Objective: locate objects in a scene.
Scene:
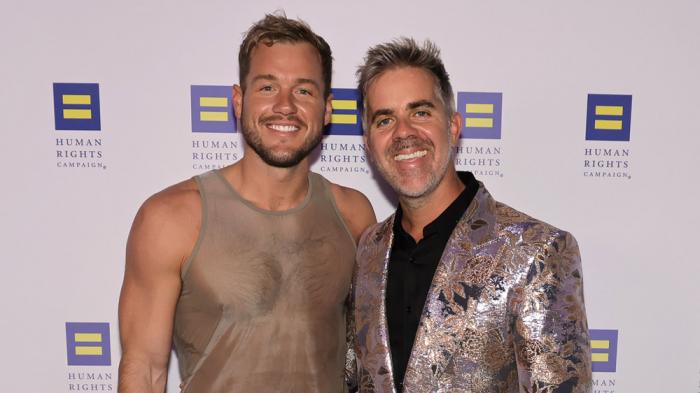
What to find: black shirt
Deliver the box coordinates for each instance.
[386,171,479,391]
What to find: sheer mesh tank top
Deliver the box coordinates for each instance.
[173,170,356,393]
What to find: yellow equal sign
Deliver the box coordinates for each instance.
[74,332,103,356]
[465,117,493,128]
[200,97,228,107]
[595,105,623,116]
[200,111,229,122]
[331,114,357,124]
[332,99,357,110]
[62,94,91,105]
[592,353,609,362]
[331,99,358,124]
[590,339,610,349]
[75,346,103,355]
[594,120,623,130]
[465,103,494,128]
[594,105,624,130]
[466,103,494,114]
[63,109,92,119]
[590,339,610,362]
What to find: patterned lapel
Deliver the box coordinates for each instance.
[402,185,496,390]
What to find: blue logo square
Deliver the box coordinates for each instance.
[325,88,362,136]
[585,94,632,141]
[53,83,101,131]
[590,329,618,373]
[66,322,111,366]
[457,92,502,139]
[191,85,236,133]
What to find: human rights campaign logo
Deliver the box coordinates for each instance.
[191,85,236,133]
[66,322,111,366]
[457,92,502,139]
[53,83,101,131]
[585,94,632,141]
[590,329,618,372]
[325,88,362,136]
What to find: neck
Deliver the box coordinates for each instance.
[221,148,311,211]
[398,170,464,242]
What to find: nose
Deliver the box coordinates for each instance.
[272,89,297,116]
[392,116,418,140]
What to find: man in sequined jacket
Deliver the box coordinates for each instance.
[351,38,592,393]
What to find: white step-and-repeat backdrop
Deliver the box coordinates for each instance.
[2,1,699,392]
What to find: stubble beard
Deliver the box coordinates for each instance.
[375,134,454,201]
[240,112,323,169]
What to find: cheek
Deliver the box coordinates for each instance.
[369,137,391,157]
[241,98,262,115]
[304,101,327,118]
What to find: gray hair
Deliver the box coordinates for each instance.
[356,37,455,130]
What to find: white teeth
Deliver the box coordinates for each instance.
[269,124,299,132]
[394,150,427,161]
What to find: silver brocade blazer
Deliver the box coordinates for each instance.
[352,184,592,393]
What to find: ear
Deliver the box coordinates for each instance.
[323,92,333,126]
[232,84,243,120]
[449,111,462,144]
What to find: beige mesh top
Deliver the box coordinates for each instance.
[173,170,356,393]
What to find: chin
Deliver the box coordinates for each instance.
[393,181,431,199]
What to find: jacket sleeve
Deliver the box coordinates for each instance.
[513,231,592,393]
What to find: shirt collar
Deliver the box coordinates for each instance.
[393,171,479,242]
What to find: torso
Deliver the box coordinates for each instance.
[173,170,356,393]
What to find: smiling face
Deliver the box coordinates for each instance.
[364,66,461,199]
[233,42,332,168]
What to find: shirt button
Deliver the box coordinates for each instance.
[408,257,415,263]
[405,306,412,313]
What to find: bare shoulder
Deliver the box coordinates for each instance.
[327,182,377,244]
[127,178,202,271]
[136,179,200,230]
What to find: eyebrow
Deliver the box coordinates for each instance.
[369,109,394,125]
[250,74,321,90]
[407,99,436,110]
[250,74,276,84]
[369,99,436,124]
[295,78,322,90]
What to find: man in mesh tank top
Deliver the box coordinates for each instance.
[118,13,376,393]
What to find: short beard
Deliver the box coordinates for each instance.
[374,132,455,200]
[240,116,322,168]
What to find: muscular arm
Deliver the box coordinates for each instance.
[513,231,592,393]
[118,185,200,393]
